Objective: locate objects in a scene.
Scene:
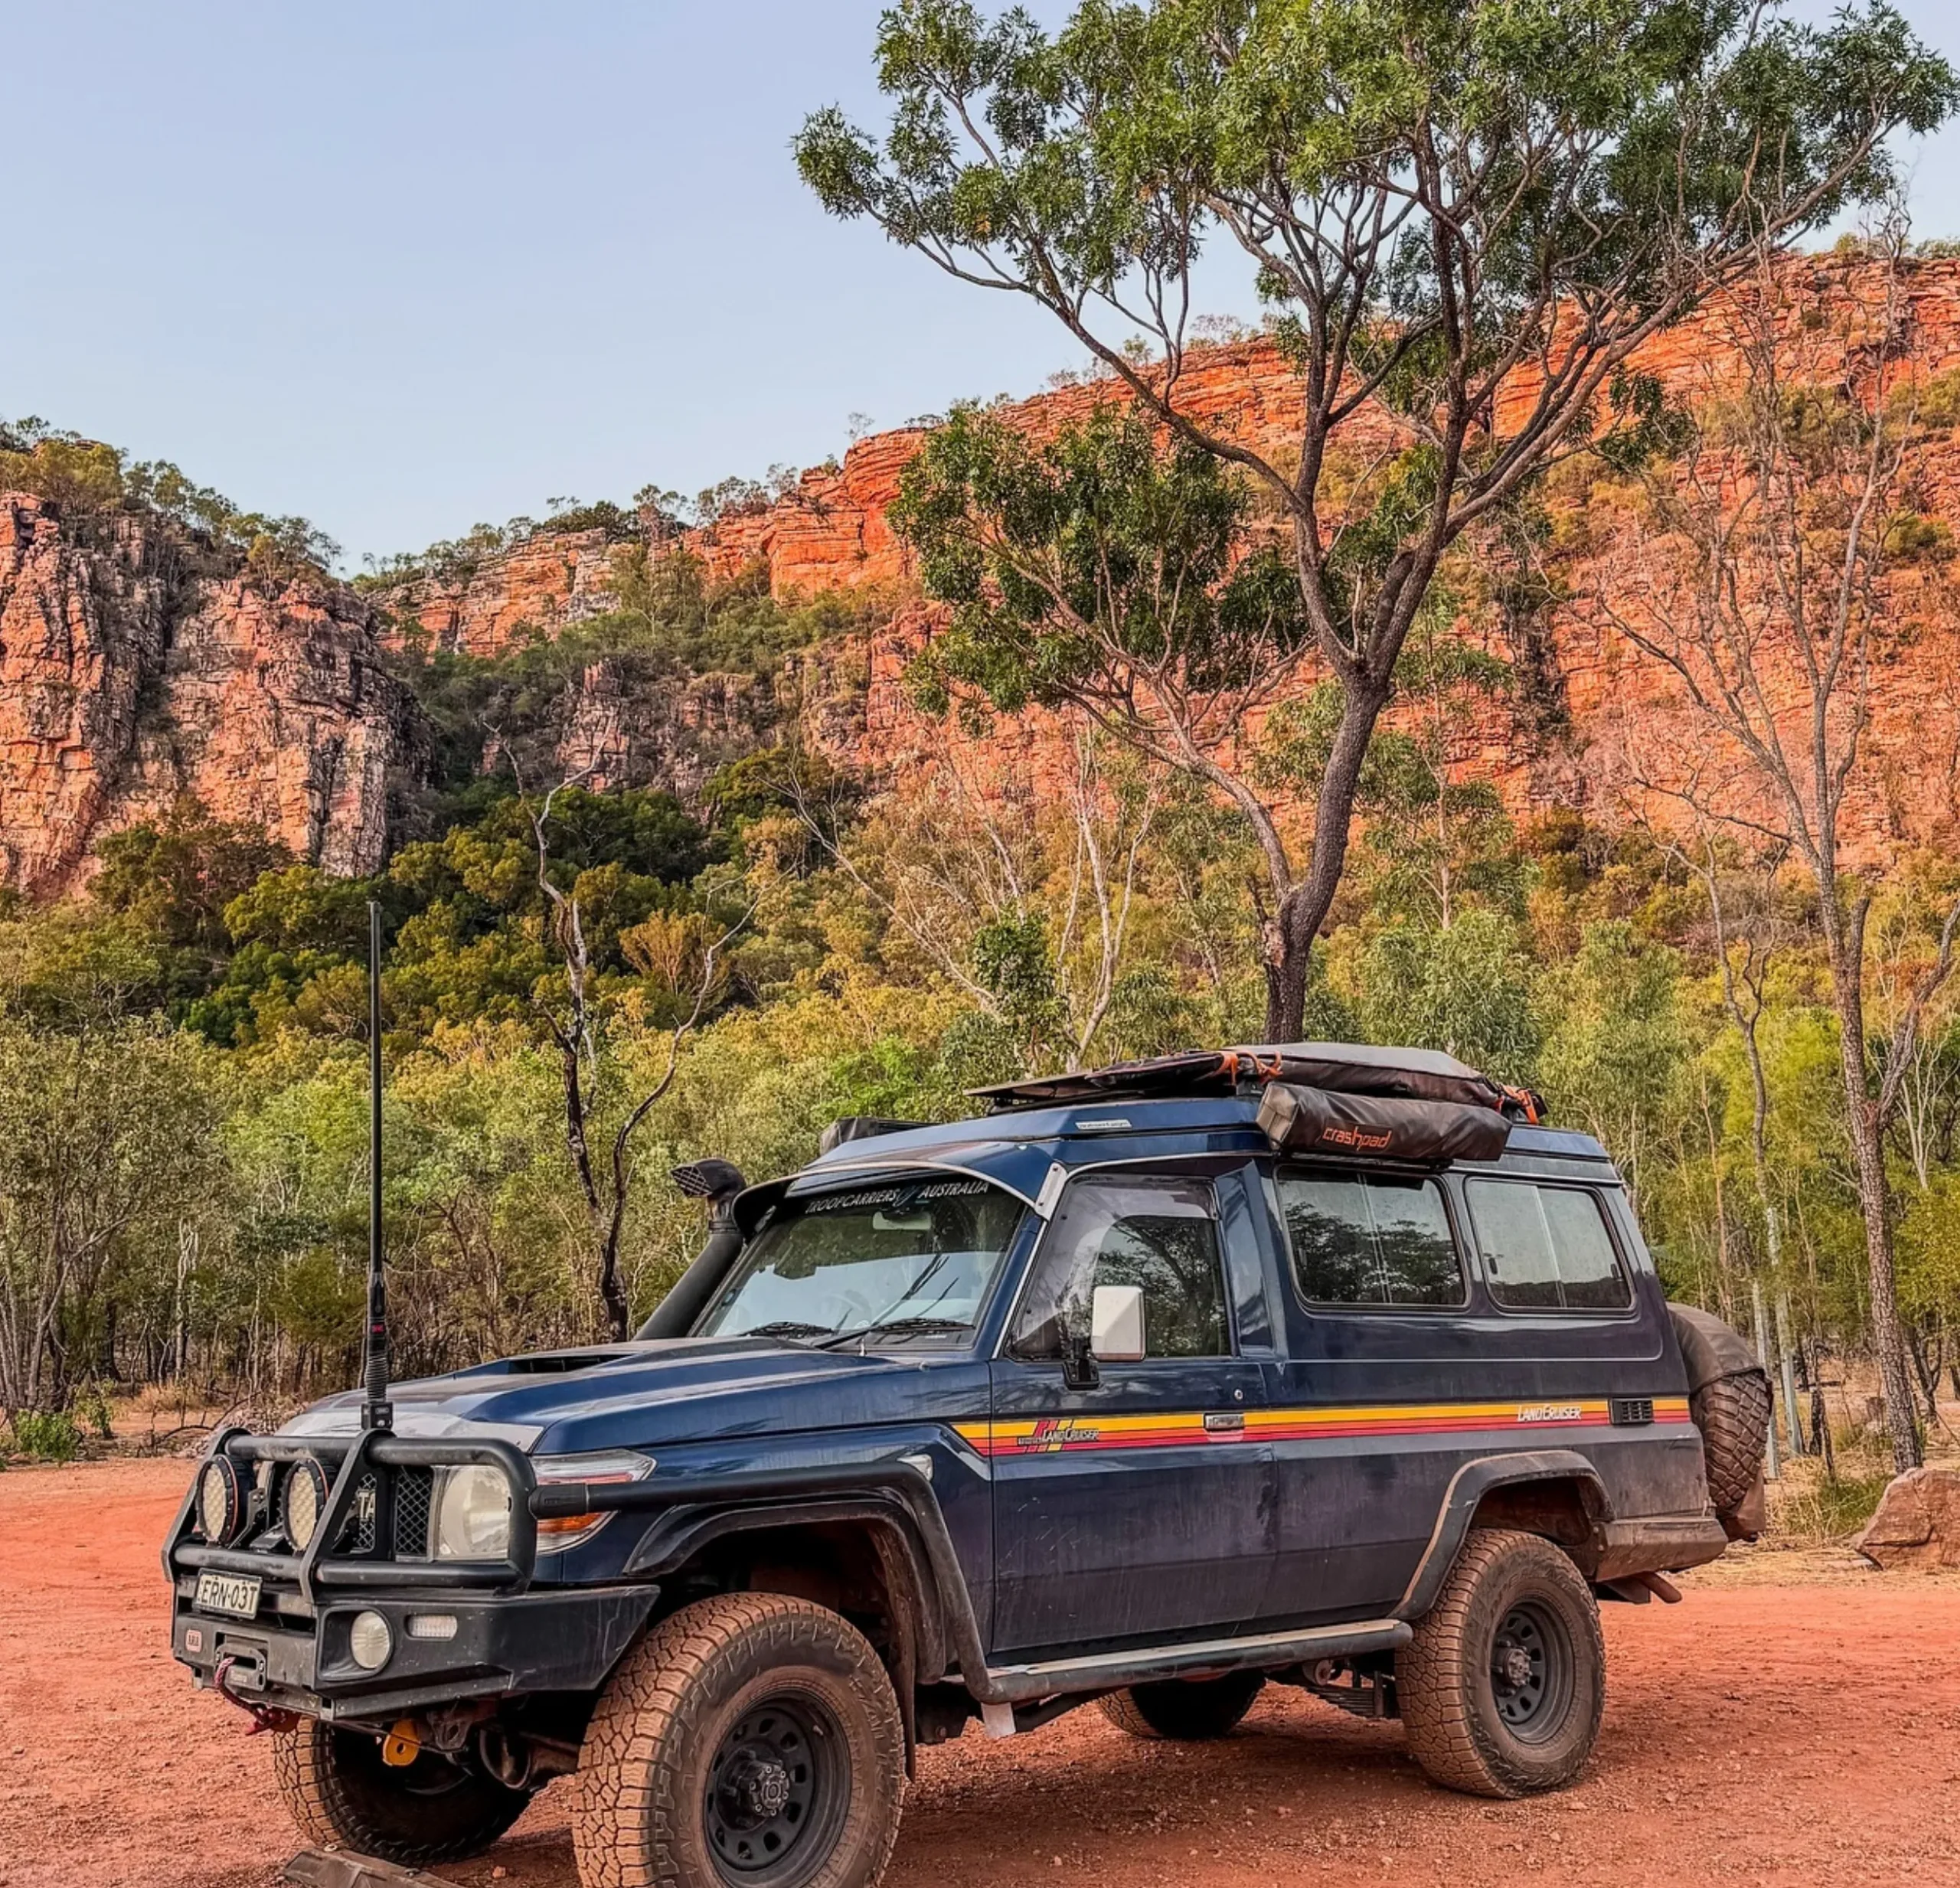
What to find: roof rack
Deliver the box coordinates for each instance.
[969,1042,1545,1122]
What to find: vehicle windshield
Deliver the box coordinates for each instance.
[694,1176,1025,1347]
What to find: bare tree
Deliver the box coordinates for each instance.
[524,767,747,1341]
[1600,228,1960,1471]
[789,731,1157,1071]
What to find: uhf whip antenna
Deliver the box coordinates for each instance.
[361,900,393,1433]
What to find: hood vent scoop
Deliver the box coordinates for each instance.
[496,1351,624,1375]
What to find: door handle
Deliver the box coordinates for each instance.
[1204,1411,1246,1435]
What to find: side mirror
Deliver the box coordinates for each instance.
[1090,1284,1146,1363]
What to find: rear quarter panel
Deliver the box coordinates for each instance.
[1259,1151,1707,1622]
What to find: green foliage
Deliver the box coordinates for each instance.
[1334,911,1543,1084]
[9,1410,82,1462]
[355,496,648,593]
[1775,1469,1893,1543]
[385,563,879,836]
[0,416,339,576]
[92,797,292,955]
[1538,922,1694,1195]
[799,0,1954,638]
[185,786,717,1048]
[893,402,1305,719]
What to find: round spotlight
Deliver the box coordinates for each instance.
[348,1610,393,1672]
[197,1457,244,1544]
[283,1456,331,1551]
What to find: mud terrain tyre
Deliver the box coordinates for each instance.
[1669,1302,1772,1530]
[1694,1372,1773,1514]
[272,1719,528,1866]
[573,1592,905,1888]
[1098,1671,1264,1740]
[1396,1527,1605,1798]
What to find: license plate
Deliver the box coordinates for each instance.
[194,1570,262,1619]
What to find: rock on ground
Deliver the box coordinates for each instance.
[1855,1465,1960,1570]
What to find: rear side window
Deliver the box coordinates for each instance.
[1276,1170,1465,1308]
[1466,1181,1632,1311]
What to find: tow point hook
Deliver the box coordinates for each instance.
[211,1654,299,1735]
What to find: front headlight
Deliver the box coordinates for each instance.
[433,1464,512,1561]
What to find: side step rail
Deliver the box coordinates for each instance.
[976,1617,1411,1706]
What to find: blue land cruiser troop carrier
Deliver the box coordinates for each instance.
[164,1044,1769,1888]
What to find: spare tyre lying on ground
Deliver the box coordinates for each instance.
[1668,1302,1772,1538]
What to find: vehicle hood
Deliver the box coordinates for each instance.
[279,1334,972,1455]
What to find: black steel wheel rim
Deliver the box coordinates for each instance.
[1489,1599,1573,1743]
[704,1694,844,1885]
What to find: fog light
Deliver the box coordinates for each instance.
[197,1458,243,1544]
[406,1613,458,1641]
[283,1456,330,1551]
[348,1610,393,1671]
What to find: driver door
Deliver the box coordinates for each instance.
[985,1171,1274,1655]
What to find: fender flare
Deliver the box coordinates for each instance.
[1393,1450,1615,1621]
[609,1466,988,1693]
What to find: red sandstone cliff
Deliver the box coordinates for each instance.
[0,495,409,893]
[363,253,1960,869]
[11,253,1960,892]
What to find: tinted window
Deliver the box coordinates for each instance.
[1012,1176,1229,1360]
[1277,1171,1464,1307]
[1467,1181,1632,1311]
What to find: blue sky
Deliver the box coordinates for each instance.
[5,2,1958,569]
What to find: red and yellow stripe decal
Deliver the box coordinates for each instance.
[953,1396,1690,1458]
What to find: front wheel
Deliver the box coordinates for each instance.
[573,1592,906,1888]
[272,1720,528,1866]
[1099,1671,1264,1740]
[1395,1527,1605,1798]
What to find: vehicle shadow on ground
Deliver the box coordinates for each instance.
[438,1700,1443,1887]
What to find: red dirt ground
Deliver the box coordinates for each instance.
[3,1458,1957,1888]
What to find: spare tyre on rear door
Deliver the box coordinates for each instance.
[1668,1302,1772,1538]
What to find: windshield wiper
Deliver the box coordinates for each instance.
[812,1316,972,1352]
[739,1321,832,1344]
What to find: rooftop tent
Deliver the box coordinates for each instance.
[1254,1080,1511,1165]
[969,1041,1531,1116]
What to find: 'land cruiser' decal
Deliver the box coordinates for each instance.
[954,1397,1690,1458]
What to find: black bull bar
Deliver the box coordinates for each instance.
[162,1426,543,1601]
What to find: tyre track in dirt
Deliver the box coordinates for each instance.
[4,1460,1955,1888]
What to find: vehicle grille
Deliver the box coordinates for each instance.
[348,1473,379,1553]
[393,1466,433,1558]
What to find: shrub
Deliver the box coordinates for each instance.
[10,1410,83,1463]
[1772,1468,1892,1547]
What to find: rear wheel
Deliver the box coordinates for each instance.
[272,1720,528,1866]
[1098,1671,1264,1740]
[573,1592,905,1888]
[1396,1527,1604,1798]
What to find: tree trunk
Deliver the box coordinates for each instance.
[1838,1035,1922,1473]
[1262,683,1392,1041]
[596,1227,630,1342]
[1816,893,1922,1474]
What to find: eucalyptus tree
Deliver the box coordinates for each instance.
[797,0,1954,1035]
